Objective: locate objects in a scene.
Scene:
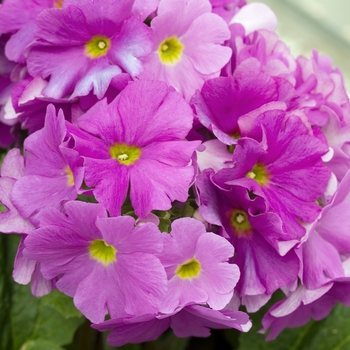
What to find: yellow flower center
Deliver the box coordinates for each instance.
[246,162,270,187]
[89,239,117,266]
[85,35,111,59]
[228,209,252,238]
[109,143,142,166]
[176,258,201,279]
[54,0,64,8]
[65,166,74,187]
[158,36,184,65]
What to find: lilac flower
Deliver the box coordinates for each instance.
[11,104,83,222]
[27,0,152,99]
[196,169,299,306]
[159,217,239,313]
[139,0,232,100]
[93,304,251,346]
[68,80,200,218]
[23,201,168,323]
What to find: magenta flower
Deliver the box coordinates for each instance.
[192,72,294,145]
[68,80,200,218]
[214,111,331,238]
[159,217,239,313]
[23,201,168,323]
[139,0,232,100]
[27,0,152,99]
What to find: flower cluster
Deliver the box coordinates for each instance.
[1,0,350,345]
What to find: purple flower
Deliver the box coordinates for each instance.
[68,80,200,218]
[23,201,168,323]
[159,217,239,313]
[139,0,232,100]
[27,0,152,99]
[196,169,299,305]
[213,111,331,238]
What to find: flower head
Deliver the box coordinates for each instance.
[23,201,168,323]
[139,0,232,100]
[27,0,152,99]
[69,80,200,217]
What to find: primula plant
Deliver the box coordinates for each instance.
[1,0,350,349]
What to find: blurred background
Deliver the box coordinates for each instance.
[248,0,350,92]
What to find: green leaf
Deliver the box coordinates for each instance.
[42,290,82,318]
[117,344,143,350]
[0,234,21,350]
[20,339,64,350]
[11,283,84,350]
[239,303,350,350]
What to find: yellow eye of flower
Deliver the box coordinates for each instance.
[65,166,74,187]
[54,0,64,8]
[109,143,142,166]
[85,35,111,59]
[176,258,201,279]
[158,36,184,65]
[89,239,117,266]
[246,162,270,187]
[228,209,252,238]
